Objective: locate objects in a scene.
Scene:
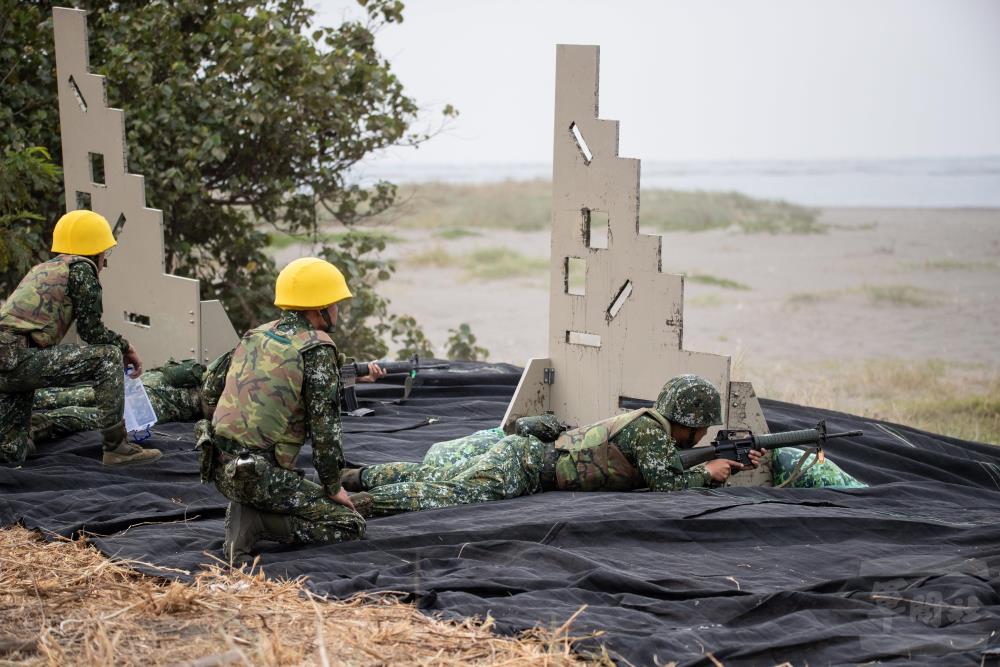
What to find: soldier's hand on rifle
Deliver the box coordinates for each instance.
[329,486,357,512]
[124,344,143,378]
[747,448,768,468]
[704,459,744,483]
[357,362,387,383]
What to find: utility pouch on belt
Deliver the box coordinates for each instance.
[225,452,266,482]
[193,419,215,483]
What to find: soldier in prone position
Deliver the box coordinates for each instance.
[0,210,160,466]
[196,257,381,562]
[340,374,766,515]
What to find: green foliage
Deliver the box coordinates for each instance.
[0,147,62,294]
[2,0,449,349]
[390,315,434,360]
[445,323,489,362]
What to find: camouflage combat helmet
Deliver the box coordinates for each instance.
[654,374,722,428]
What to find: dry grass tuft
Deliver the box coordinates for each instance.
[0,526,608,666]
[405,244,458,268]
[861,284,941,307]
[685,273,750,291]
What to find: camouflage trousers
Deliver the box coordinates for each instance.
[0,338,124,465]
[210,453,365,545]
[30,369,202,443]
[361,428,545,515]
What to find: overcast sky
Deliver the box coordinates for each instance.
[312,0,1000,163]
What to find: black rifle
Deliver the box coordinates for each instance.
[676,420,863,470]
[340,355,450,416]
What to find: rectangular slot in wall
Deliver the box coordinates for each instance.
[618,395,649,410]
[566,331,601,348]
[606,280,633,321]
[569,122,593,164]
[68,75,88,112]
[565,257,585,295]
[89,152,106,185]
[124,311,151,328]
[75,191,92,210]
[112,213,126,237]
[582,208,609,249]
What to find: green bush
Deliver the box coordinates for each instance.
[1,0,448,355]
[0,147,62,294]
[445,323,489,361]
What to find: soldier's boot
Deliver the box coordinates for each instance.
[223,502,295,563]
[341,467,366,492]
[100,420,162,466]
[349,491,374,519]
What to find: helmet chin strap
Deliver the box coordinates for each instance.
[681,429,700,449]
[319,308,336,334]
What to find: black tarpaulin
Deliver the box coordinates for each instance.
[2,362,999,666]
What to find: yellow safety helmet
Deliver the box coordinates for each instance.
[274,257,352,310]
[51,209,117,255]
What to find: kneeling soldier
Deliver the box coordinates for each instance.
[341,374,764,515]
[0,210,159,466]
[202,257,368,562]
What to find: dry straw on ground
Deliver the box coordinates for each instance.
[0,526,611,666]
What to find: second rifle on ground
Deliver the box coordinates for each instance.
[339,355,450,416]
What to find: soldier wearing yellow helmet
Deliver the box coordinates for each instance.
[0,210,160,466]
[200,257,378,562]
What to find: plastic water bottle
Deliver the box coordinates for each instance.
[123,368,157,440]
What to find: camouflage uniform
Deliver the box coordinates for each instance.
[0,256,128,465]
[361,411,714,516]
[203,311,364,545]
[362,430,546,515]
[773,447,866,488]
[30,359,205,442]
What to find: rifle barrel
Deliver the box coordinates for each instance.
[754,428,863,449]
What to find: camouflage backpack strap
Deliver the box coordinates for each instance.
[607,408,671,439]
[290,327,337,354]
[553,409,651,492]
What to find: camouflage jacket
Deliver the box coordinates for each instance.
[211,311,344,495]
[0,256,128,352]
[613,414,712,491]
[552,409,712,491]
